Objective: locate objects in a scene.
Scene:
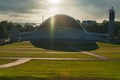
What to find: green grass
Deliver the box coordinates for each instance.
[95,53,120,59]
[0,41,120,79]
[0,59,16,65]
[0,60,120,80]
[0,53,93,58]
[0,41,51,52]
[91,42,120,59]
[0,41,93,58]
[91,42,120,53]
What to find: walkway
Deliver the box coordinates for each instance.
[0,56,109,69]
[0,50,109,69]
[0,58,30,69]
[0,40,114,69]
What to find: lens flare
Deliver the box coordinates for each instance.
[50,17,55,47]
[50,17,55,39]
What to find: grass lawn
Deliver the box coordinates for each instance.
[95,53,120,59]
[0,41,120,80]
[0,60,120,80]
[0,41,93,58]
[91,42,120,53]
[91,42,120,59]
[0,59,17,65]
[0,53,93,58]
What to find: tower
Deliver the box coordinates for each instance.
[109,7,115,40]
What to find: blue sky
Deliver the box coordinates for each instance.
[0,0,120,23]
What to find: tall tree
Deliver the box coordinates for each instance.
[0,21,8,39]
[24,24,34,32]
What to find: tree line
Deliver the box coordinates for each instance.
[0,20,120,40]
[0,21,36,39]
[82,20,120,39]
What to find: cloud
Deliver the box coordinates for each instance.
[0,0,120,22]
[71,0,120,21]
[0,0,46,14]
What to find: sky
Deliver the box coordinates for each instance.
[0,0,120,23]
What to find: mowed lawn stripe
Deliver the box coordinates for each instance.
[94,53,120,59]
[90,42,120,59]
[0,59,17,65]
[0,53,93,58]
[0,60,120,79]
[0,41,94,58]
[91,42,120,53]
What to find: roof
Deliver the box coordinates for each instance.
[38,14,84,30]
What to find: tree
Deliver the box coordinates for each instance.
[114,21,120,37]
[23,24,34,32]
[0,21,8,39]
[6,22,14,31]
[83,22,99,33]
[14,24,23,32]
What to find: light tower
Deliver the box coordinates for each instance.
[109,7,115,40]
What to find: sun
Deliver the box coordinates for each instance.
[49,0,60,5]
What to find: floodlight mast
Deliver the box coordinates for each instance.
[108,6,115,40]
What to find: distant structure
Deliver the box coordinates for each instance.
[109,7,115,40]
[82,20,96,25]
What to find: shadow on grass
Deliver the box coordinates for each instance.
[0,40,25,46]
[0,76,118,80]
[30,39,98,52]
[0,41,15,46]
[111,40,120,45]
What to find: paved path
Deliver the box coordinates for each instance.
[0,40,119,69]
[0,57,105,61]
[0,40,111,69]
[0,58,31,69]
[0,42,109,69]
[64,40,108,60]
[0,57,109,69]
[1,56,119,69]
[81,51,108,60]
